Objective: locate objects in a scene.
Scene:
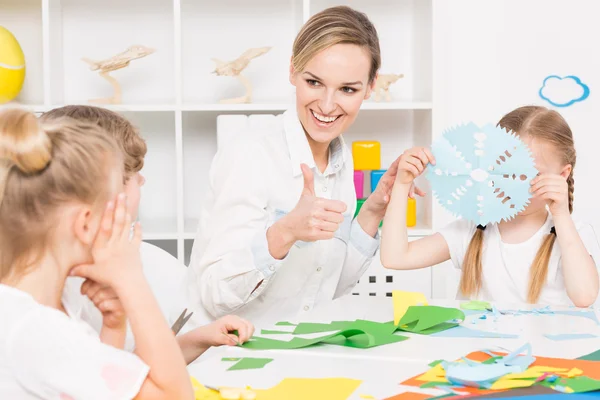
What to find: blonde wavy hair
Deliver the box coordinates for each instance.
[0,107,122,282]
[292,5,381,83]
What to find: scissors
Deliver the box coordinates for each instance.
[171,308,194,335]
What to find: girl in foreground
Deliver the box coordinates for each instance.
[0,108,193,399]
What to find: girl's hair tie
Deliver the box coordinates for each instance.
[550,226,556,235]
[477,224,487,231]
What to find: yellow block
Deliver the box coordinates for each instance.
[0,26,26,104]
[352,141,381,170]
[407,197,417,227]
[393,290,428,325]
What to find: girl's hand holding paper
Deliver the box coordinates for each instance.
[395,147,437,185]
[530,173,569,217]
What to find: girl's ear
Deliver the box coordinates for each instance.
[560,164,573,179]
[73,207,96,246]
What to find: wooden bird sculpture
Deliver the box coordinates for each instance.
[82,45,155,104]
[373,73,404,102]
[211,46,271,104]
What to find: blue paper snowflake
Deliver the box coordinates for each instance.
[427,123,538,225]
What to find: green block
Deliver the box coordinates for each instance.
[354,198,383,227]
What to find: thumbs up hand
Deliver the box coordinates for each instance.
[266,164,349,260]
[285,163,348,242]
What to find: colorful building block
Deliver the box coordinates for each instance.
[354,198,383,227]
[352,141,381,170]
[406,197,417,227]
[355,198,366,218]
[370,170,386,193]
[353,171,364,199]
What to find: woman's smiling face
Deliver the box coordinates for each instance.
[290,43,375,145]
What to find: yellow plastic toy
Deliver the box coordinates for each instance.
[352,141,381,170]
[0,27,26,104]
[406,197,417,227]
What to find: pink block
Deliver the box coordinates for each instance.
[354,170,364,199]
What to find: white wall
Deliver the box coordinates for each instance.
[433,0,599,229]
[430,0,600,298]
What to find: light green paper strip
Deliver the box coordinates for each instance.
[275,321,297,326]
[226,357,274,371]
[460,300,492,311]
[261,329,293,335]
[396,305,465,334]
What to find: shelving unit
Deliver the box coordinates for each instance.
[2,0,456,298]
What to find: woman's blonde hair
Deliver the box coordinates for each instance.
[459,106,576,303]
[0,108,122,282]
[292,5,381,83]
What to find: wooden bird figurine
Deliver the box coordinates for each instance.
[82,45,155,104]
[373,73,404,102]
[211,46,271,104]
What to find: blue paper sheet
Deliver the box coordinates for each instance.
[431,325,518,339]
[427,123,538,225]
[441,343,535,389]
[544,333,599,341]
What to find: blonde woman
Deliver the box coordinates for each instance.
[189,6,405,322]
[381,106,600,307]
[0,108,193,399]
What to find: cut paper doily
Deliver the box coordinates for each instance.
[427,123,538,225]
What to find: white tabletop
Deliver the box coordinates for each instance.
[188,295,600,399]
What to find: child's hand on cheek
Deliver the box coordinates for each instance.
[70,193,144,289]
[530,173,570,216]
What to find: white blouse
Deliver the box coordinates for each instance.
[0,284,149,399]
[187,107,379,324]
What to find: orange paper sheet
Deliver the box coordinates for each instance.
[400,350,600,398]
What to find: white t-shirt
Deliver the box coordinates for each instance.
[439,214,600,306]
[63,242,213,351]
[0,284,149,399]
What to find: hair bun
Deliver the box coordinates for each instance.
[0,107,52,174]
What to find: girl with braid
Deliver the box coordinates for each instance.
[381,106,600,307]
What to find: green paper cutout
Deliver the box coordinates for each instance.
[225,357,274,371]
[397,306,465,334]
[553,376,600,393]
[292,321,353,334]
[275,321,297,326]
[481,356,503,365]
[429,360,443,367]
[261,329,292,335]
[577,348,600,361]
[221,357,241,361]
[460,300,491,311]
[243,320,408,350]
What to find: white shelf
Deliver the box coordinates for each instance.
[10,101,433,114]
[140,218,178,241]
[6,0,445,296]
